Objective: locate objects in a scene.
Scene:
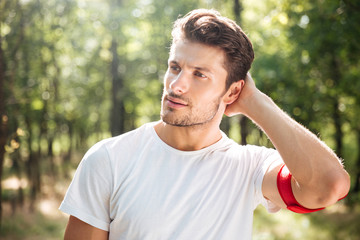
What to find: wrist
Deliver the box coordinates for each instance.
[241,89,271,120]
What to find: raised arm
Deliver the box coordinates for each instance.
[64,216,109,240]
[225,73,350,210]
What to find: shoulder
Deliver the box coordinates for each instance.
[222,139,278,159]
[86,122,154,156]
[219,140,282,171]
[79,122,156,171]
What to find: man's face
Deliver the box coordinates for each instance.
[160,39,228,127]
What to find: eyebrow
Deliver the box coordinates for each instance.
[194,66,213,74]
[169,60,214,75]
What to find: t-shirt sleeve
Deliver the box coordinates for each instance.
[252,146,283,213]
[59,141,113,231]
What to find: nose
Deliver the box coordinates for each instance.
[169,70,189,95]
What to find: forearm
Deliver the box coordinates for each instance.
[244,90,350,207]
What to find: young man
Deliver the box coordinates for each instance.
[60,9,350,240]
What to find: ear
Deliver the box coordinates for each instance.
[223,80,245,105]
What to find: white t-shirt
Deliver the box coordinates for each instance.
[59,122,282,240]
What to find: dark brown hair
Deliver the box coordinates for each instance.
[171,9,254,90]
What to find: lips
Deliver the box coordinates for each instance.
[166,95,188,108]
[167,96,188,105]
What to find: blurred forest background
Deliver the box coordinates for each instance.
[0,0,360,239]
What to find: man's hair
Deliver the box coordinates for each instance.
[171,9,254,90]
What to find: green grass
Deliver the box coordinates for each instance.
[253,204,360,240]
[0,200,68,240]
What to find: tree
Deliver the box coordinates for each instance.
[0,4,8,226]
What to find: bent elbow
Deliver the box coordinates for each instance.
[334,170,351,200]
[316,169,350,207]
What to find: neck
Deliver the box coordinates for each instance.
[154,120,223,151]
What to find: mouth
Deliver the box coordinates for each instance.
[166,95,188,108]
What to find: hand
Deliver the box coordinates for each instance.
[224,72,259,117]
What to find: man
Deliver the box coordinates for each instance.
[60,9,350,240]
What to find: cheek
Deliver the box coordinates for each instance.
[201,86,226,104]
[192,86,215,103]
[194,81,218,95]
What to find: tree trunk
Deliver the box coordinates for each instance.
[47,136,56,176]
[220,117,231,136]
[39,98,56,177]
[110,39,126,136]
[12,148,24,211]
[329,56,343,158]
[233,0,243,23]
[24,110,41,212]
[8,116,24,213]
[333,100,343,157]
[0,20,8,228]
[62,120,73,179]
[65,120,73,163]
[233,0,248,145]
[240,116,248,145]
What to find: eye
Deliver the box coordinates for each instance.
[169,64,181,73]
[194,71,207,78]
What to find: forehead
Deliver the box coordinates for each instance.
[169,40,227,75]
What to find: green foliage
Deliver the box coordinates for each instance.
[1,0,360,236]
[243,0,360,198]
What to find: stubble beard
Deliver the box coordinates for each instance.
[160,92,222,128]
